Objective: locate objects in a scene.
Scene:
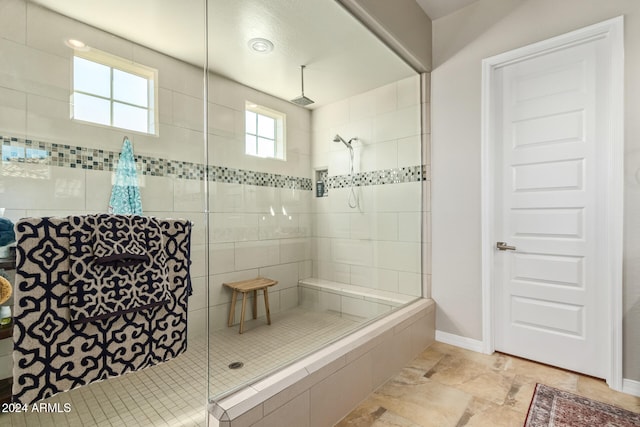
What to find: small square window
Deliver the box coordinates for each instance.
[245,102,286,160]
[72,47,158,136]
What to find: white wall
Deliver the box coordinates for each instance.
[431,0,640,382]
[310,75,426,298]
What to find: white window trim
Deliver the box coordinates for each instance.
[71,47,159,136]
[245,102,286,160]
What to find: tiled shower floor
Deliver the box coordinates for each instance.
[0,307,364,427]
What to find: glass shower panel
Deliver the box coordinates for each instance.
[0,0,209,425]
[206,0,421,406]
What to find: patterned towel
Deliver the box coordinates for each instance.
[12,216,192,405]
[68,214,170,323]
[90,214,153,267]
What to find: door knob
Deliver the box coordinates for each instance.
[496,241,516,251]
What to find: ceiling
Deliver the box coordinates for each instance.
[415,0,478,19]
[32,0,415,109]
[31,0,476,108]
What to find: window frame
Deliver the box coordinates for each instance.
[71,47,159,136]
[245,102,286,160]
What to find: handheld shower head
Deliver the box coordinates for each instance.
[333,134,357,149]
[333,134,360,209]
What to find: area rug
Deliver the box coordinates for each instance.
[525,383,640,426]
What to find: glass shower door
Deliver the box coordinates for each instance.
[0,0,209,425]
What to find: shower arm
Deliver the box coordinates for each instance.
[333,134,356,150]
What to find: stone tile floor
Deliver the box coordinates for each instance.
[337,341,640,427]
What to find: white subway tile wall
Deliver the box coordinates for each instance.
[310,77,426,296]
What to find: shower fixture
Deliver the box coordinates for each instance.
[333,134,357,150]
[332,134,359,209]
[290,65,314,106]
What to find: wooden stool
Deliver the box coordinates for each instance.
[223,277,278,334]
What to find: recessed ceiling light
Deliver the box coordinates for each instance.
[248,38,274,54]
[65,38,87,49]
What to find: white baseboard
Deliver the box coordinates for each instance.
[435,330,484,353]
[622,378,640,397]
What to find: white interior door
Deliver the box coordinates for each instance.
[492,33,612,378]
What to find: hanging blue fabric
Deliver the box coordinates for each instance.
[108,137,143,215]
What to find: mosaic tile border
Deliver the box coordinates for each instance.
[328,165,427,188]
[1,135,426,191]
[1,136,311,190]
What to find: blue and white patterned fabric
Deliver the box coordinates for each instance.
[68,214,170,324]
[108,138,143,215]
[12,216,192,405]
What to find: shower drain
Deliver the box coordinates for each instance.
[228,361,244,370]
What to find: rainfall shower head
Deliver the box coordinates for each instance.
[333,134,357,149]
[290,65,314,106]
[291,95,314,106]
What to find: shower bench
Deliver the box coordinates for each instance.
[223,277,278,334]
